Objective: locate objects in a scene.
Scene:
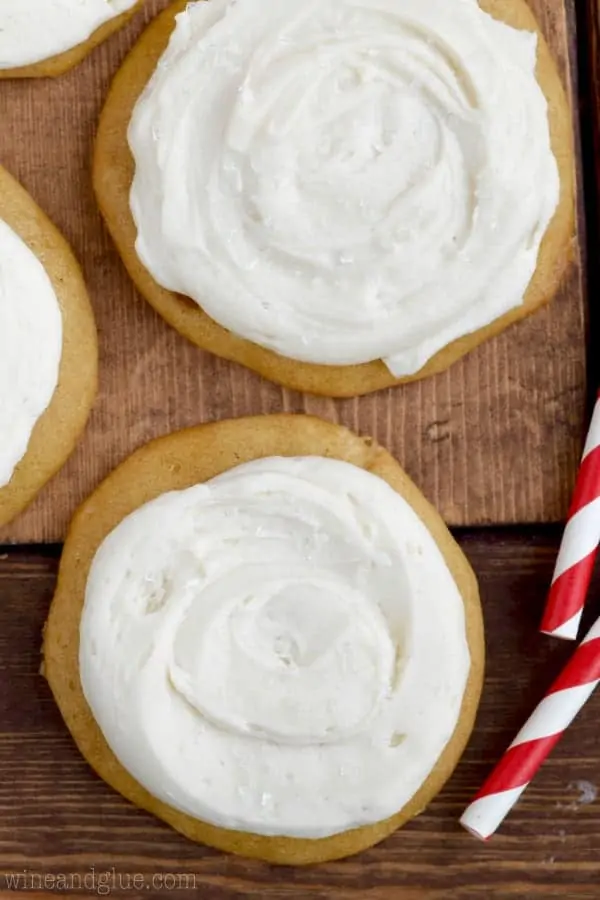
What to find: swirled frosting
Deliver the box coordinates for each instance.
[0,218,62,488]
[80,456,470,838]
[128,0,559,376]
[0,0,137,68]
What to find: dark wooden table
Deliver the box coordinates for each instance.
[1,1,599,897]
[1,534,600,899]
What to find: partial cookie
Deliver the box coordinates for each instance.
[0,165,97,529]
[0,1,144,79]
[94,0,574,397]
[44,414,484,864]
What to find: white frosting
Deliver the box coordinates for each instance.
[129,0,559,377]
[0,0,137,68]
[0,218,63,488]
[80,456,471,838]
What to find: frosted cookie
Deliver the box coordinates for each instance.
[0,0,143,79]
[44,415,484,863]
[94,0,574,397]
[0,166,97,529]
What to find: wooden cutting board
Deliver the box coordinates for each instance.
[0,0,587,543]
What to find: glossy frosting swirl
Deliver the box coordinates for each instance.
[129,0,559,376]
[80,456,470,838]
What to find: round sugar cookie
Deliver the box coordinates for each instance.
[44,414,484,864]
[94,0,574,398]
[0,1,144,79]
[0,165,97,529]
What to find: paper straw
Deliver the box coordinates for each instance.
[540,391,600,640]
[460,617,600,840]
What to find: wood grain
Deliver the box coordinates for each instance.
[0,533,599,898]
[0,0,587,543]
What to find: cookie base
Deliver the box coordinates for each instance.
[94,0,575,397]
[44,414,484,864]
[0,166,98,528]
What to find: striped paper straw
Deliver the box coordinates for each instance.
[460,616,600,840]
[540,391,600,640]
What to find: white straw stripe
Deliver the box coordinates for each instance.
[582,618,600,644]
[552,496,600,580]
[542,609,583,640]
[582,400,600,460]
[510,682,599,747]
[460,787,526,840]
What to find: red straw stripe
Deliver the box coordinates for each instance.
[567,446,600,517]
[540,548,598,634]
[472,736,560,799]
[547,636,600,695]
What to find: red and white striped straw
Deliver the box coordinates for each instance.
[540,391,600,640]
[460,616,600,840]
